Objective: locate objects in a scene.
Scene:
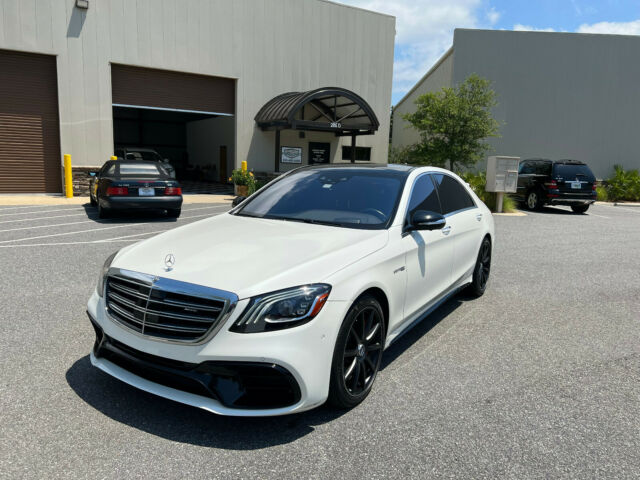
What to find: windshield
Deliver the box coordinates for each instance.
[553,163,595,180]
[235,168,406,229]
[118,163,165,176]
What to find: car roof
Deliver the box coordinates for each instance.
[554,159,586,165]
[299,163,416,176]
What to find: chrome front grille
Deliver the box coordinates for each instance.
[105,269,237,343]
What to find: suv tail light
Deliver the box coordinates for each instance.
[106,186,128,196]
[164,187,182,196]
[544,180,558,190]
[592,183,597,191]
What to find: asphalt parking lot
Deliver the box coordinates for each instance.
[1,202,639,479]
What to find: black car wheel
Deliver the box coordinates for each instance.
[328,294,385,409]
[571,204,589,214]
[526,190,542,210]
[468,237,492,297]
[167,208,181,218]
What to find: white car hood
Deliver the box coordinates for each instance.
[113,213,388,299]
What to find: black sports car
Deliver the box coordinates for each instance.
[89,160,183,218]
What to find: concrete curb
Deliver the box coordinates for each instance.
[0,194,233,206]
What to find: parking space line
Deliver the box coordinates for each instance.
[596,204,640,214]
[0,206,86,217]
[0,212,221,245]
[0,212,88,224]
[0,220,93,233]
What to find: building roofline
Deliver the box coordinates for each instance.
[455,27,640,41]
[393,47,453,110]
[316,0,396,20]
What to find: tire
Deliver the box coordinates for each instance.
[90,194,97,207]
[571,204,589,214]
[328,294,386,409]
[468,237,492,297]
[98,204,110,219]
[526,190,542,211]
[167,208,181,218]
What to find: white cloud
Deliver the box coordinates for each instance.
[487,7,501,26]
[339,0,488,100]
[513,24,556,32]
[577,19,640,35]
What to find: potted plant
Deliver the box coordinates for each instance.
[230,168,256,197]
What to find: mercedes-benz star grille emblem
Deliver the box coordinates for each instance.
[164,253,176,271]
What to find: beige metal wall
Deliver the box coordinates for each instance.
[0,0,395,176]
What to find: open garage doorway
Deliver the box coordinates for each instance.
[111,64,235,194]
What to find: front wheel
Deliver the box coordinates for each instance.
[468,237,492,297]
[571,204,589,214]
[328,294,386,409]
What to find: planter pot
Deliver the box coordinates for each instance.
[235,185,249,196]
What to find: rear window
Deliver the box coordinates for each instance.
[118,163,163,175]
[553,164,595,180]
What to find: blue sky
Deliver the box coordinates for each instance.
[340,0,640,104]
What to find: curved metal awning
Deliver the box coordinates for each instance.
[255,87,379,136]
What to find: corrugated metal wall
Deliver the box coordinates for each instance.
[0,50,61,193]
[0,0,395,179]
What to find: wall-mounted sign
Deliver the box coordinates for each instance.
[281,146,302,164]
[309,142,330,164]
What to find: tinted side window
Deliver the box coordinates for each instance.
[407,175,441,220]
[432,174,475,215]
[536,162,552,175]
[519,162,535,174]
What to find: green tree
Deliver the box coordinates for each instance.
[401,74,500,172]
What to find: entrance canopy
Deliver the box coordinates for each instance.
[255,87,379,136]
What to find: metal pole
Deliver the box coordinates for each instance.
[63,154,73,198]
[275,129,281,172]
[350,134,356,163]
[496,192,504,213]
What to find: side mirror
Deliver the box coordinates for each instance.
[163,158,170,163]
[232,196,247,207]
[408,210,446,231]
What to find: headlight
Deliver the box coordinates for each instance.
[96,250,119,297]
[230,284,331,333]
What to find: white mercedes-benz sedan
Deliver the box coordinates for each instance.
[86,164,494,416]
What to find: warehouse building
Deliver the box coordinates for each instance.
[392,29,640,179]
[0,0,394,194]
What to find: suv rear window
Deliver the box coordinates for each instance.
[553,164,595,180]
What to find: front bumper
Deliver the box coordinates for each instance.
[100,196,183,211]
[87,289,346,416]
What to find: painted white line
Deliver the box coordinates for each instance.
[0,212,219,245]
[0,220,92,233]
[596,204,640,214]
[0,204,77,212]
[0,212,88,224]
[0,239,144,248]
[0,206,87,217]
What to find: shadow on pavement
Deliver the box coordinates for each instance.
[67,293,469,448]
[82,204,179,224]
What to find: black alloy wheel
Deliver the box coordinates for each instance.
[328,294,385,409]
[469,237,491,297]
[526,190,542,210]
[571,204,589,213]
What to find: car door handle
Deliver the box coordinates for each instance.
[476,213,483,221]
[442,226,452,235]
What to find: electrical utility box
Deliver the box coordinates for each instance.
[486,156,520,193]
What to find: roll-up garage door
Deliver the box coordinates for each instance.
[0,50,61,193]
[111,65,235,115]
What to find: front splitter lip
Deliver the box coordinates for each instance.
[89,351,312,417]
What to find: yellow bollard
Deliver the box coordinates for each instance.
[63,154,73,198]
[241,160,247,172]
[110,155,117,160]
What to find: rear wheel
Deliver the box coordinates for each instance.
[526,190,542,210]
[167,208,181,218]
[571,204,589,214]
[468,237,492,297]
[328,294,385,409]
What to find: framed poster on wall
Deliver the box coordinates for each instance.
[309,142,330,164]
[281,146,302,164]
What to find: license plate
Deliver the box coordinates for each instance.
[571,181,581,189]
[139,187,155,196]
